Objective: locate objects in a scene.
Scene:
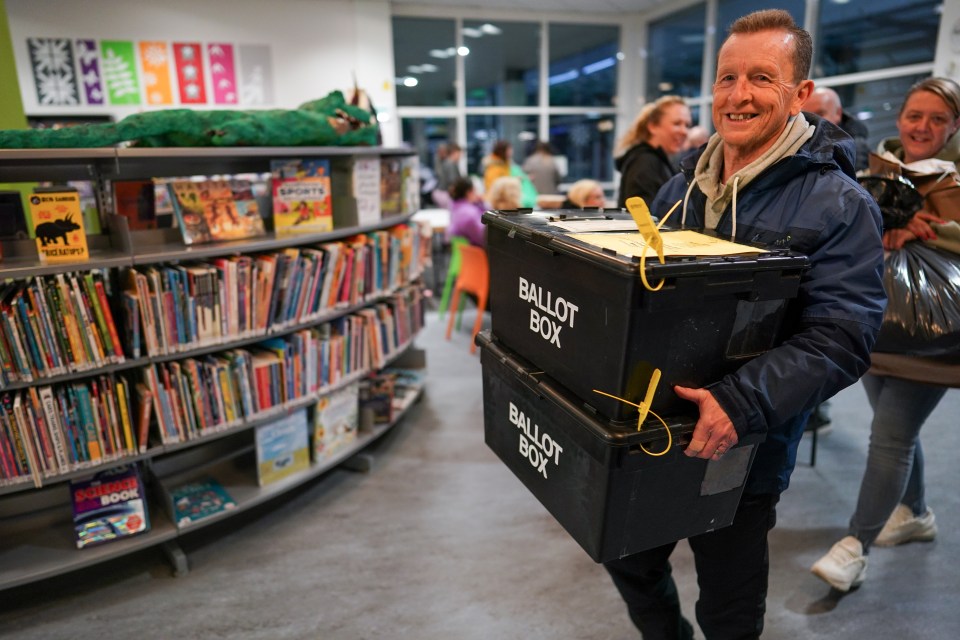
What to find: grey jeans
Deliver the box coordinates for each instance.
[850,373,947,550]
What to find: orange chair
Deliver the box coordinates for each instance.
[445,244,489,354]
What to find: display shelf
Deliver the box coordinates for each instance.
[0,144,427,592]
[0,499,177,591]
[166,384,423,535]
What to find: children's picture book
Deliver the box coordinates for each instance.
[359,373,394,426]
[271,158,333,235]
[380,157,403,216]
[28,190,89,264]
[255,407,310,486]
[168,179,266,245]
[70,464,150,549]
[168,476,237,526]
[313,381,359,460]
[113,180,157,230]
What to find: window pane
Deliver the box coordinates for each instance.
[814,0,939,77]
[549,24,620,107]
[463,20,539,107]
[465,114,538,177]
[401,117,459,190]
[549,114,615,183]
[716,1,805,55]
[832,74,932,156]
[393,17,457,107]
[646,3,707,99]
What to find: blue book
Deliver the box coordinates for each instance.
[71,464,150,548]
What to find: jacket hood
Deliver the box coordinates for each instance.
[877,129,960,167]
[679,113,857,182]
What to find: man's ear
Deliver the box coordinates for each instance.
[791,80,815,116]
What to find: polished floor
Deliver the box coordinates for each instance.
[1,309,958,639]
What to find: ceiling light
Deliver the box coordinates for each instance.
[658,82,673,91]
[420,63,438,72]
[616,52,625,61]
[403,77,419,87]
[457,46,470,56]
[462,27,483,38]
[480,23,501,35]
[407,65,423,74]
[518,131,536,141]
[429,49,452,59]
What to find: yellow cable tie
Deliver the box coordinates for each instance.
[656,199,683,230]
[591,368,670,456]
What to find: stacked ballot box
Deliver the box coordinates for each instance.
[477,209,809,560]
[481,209,809,421]
[478,332,763,562]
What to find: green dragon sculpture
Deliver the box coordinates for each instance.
[0,91,378,148]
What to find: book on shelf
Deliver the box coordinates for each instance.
[168,179,266,246]
[167,475,237,526]
[255,407,310,487]
[271,158,334,235]
[379,157,403,217]
[28,189,89,264]
[70,464,150,549]
[359,373,395,426]
[313,381,359,461]
[113,180,157,230]
[400,155,421,214]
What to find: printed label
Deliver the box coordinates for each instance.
[518,276,579,349]
[509,401,563,479]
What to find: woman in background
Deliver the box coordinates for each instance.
[615,95,691,208]
[482,141,513,195]
[811,76,960,593]
[562,179,606,209]
[446,177,486,248]
[487,175,522,212]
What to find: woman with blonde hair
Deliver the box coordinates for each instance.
[563,179,606,209]
[487,175,523,211]
[615,95,691,208]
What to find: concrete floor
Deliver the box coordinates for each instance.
[1,309,959,639]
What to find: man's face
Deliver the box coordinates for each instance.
[712,30,811,164]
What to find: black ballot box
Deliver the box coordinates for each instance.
[482,209,809,422]
[478,332,763,563]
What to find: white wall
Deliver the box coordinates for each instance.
[6,0,400,144]
[933,0,960,85]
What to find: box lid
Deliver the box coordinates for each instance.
[482,208,809,279]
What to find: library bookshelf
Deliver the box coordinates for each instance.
[0,146,428,590]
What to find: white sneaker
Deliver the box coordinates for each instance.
[811,536,867,592]
[874,504,937,547]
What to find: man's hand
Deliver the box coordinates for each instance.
[674,385,739,460]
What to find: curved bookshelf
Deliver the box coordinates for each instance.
[0,145,429,591]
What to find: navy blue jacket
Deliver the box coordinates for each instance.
[651,115,886,495]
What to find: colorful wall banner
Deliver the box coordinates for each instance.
[238,44,274,105]
[173,42,207,104]
[100,40,141,105]
[28,37,79,106]
[75,39,104,105]
[208,43,238,105]
[139,41,174,105]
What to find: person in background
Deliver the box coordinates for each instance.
[562,179,606,209]
[803,86,871,172]
[483,141,513,195]
[811,77,960,593]
[436,142,462,193]
[684,125,710,152]
[604,10,885,638]
[615,95,691,208]
[522,141,563,195]
[487,175,522,211]
[445,177,487,248]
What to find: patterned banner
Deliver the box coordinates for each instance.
[238,44,274,105]
[208,43,238,105]
[27,37,80,106]
[173,42,207,104]
[100,40,141,105]
[139,41,174,105]
[75,39,103,105]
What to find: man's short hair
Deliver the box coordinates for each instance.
[726,9,812,84]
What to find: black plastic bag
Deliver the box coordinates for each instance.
[857,175,923,231]
[873,242,960,357]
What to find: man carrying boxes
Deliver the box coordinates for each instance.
[603,9,886,639]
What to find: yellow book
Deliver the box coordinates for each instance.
[115,377,135,455]
[28,191,90,264]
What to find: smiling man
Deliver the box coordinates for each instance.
[603,10,887,640]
